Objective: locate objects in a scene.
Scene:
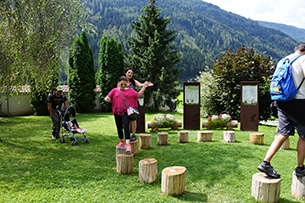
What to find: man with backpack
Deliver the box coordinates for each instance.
[46,86,68,140]
[257,42,305,178]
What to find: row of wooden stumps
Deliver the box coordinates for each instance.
[117,155,187,195]
[115,133,187,196]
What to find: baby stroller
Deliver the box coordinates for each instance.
[59,106,89,145]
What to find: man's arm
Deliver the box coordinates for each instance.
[47,102,53,115]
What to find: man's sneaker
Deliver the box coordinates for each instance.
[130,135,137,142]
[116,142,125,149]
[52,135,57,140]
[294,166,305,177]
[257,161,281,179]
[125,144,131,152]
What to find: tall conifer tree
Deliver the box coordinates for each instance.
[96,36,124,112]
[128,0,181,111]
[68,31,96,113]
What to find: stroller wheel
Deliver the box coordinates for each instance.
[84,139,89,144]
[71,140,78,146]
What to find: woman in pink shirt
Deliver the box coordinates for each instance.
[104,76,149,152]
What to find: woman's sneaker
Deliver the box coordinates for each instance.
[130,135,137,142]
[257,161,281,179]
[116,141,125,149]
[294,166,305,177]
[125,144,131,152]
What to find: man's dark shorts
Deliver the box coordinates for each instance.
[277,99,305,139]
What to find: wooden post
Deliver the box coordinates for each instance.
[252,172,281,203]
[116,154,134,174]
[139,133,152,149]
[178,130,189,143]
[250,132,264,145]
[274,135,290,150]
[291,172,305,199]
[158,132,168,145]
[197,130,213,142]
[130,140,138,155]
[139,158,158,184]
[161,166,187,196]
[223,130,235,143]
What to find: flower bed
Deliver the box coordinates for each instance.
[147,114,182,131]
[202,114,237,130]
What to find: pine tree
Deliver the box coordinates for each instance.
[128,0,181,111]
[68,31,96,113]
[96,36,124,112]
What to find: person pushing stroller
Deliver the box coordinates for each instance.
[46,86,68,140]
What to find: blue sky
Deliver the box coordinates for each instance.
[204,0,305,29]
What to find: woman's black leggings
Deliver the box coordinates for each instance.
[114,113,130,140]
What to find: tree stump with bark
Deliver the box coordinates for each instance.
[197,130,213,142]
[158,132,168,145]
[178,130,189,143]
[250,132,264,145]
[139,133,152,149]
[161,166,187,196]
[291,172,305,199]
[130,140,138,155]
[115,147,126,162]
[252,172,281,203]
[223,130,235,143]
[138,158,158,184]
[116,154,134,174]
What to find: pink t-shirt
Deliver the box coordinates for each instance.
[107,88,139,116]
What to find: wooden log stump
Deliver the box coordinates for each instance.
[158,132,168,145]
[130,140,138,155]
[116,154,134,174]
[178,130,189,143]
[291,172,305,199]
[274,135,290,150]
[161,166,187,196]
[223,130,235,143]
[139,158,158,184]
[252,172,281,203]
[197,130,213,142]
[250,132,264,145]
[139,133,152,149]
[116,147,126,162]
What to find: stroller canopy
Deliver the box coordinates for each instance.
[63,106,76,121]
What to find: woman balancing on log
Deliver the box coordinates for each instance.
[104,76,150,152]
[124,68,153,142]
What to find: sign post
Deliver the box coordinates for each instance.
[240,81,259,131]
[183,82,200,130]
[136,97,145,133]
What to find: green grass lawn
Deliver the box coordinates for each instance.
[0,112,303,202]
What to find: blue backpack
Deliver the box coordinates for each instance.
[270,54,304,101]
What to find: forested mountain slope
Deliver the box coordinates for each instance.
[83,0,296,81]
[257,21,305,43]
